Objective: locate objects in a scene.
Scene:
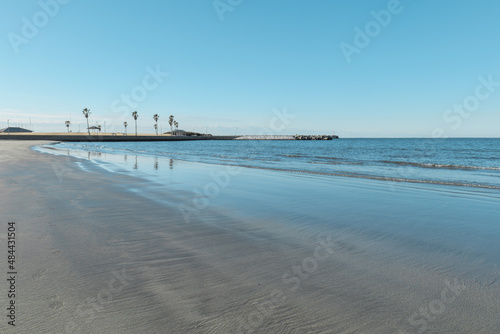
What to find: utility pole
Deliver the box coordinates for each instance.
[7,119,9,135]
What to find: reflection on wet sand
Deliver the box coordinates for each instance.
[48,147,181,176]
[87,151,102,160]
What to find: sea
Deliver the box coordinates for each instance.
[32,137,500,333]
[37,138,500,191]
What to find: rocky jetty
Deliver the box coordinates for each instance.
[293,135,339,140]
[236,135,295,140]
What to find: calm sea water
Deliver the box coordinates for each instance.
[42,138,500,189]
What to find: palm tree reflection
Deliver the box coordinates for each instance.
[87,151,102,160]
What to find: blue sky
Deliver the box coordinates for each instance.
[1,0,499,137]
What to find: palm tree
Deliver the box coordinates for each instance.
[82,108,91,135]
[132,111,139,136]
[123,121,128,135]
[168,115,174,133]
[97,125,102,135]
[174,121,179,130]
[153,114,160,135]
[65,120,71,132]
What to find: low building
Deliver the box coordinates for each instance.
[0,127,33,133]
[163,130,187,136]
[173,130,186,136]
[88,126,101,133]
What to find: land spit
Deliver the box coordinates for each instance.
[0,133,238,142]
[0,133,338,142]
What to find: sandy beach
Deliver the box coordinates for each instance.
[1,140,499,333]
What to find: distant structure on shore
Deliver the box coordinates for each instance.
[171,129,186,136]
[0,127,33,133]
[163,130,207,137]
[87,125,102,134]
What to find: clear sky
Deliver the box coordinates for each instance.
[1,0,499,137]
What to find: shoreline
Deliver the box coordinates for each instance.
[1,141,499,333]
[0,134,339,141]
[0,133,239,142]
[36,141,500,193]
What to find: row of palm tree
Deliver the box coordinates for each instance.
[168,115,179,133]
[132,111,139,135]
[154,113,160,135]
[83,108,91,135]
[128,112,179,135]
[77,109,180,136]
[64,108,95,135]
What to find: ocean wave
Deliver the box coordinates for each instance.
[309,156,365,165]
[278,154,308,158]
[37,142,500,191]
[230,164,500,189]
[378,160,500,171]
[313,156,341,160]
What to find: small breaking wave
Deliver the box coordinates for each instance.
[379,160,500,171]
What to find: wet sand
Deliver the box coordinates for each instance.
[1,141,499,333]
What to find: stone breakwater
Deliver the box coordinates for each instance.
[236,135,340,140]
[293,135,339,140]
[236,135,295,140]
